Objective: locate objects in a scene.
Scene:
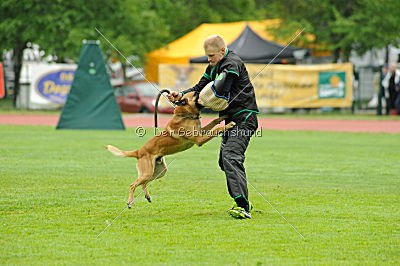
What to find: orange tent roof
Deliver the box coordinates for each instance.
[145,19,281,82]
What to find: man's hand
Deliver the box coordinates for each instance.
[167,91,183,102]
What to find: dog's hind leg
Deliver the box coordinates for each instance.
[153,157,167,180]
[142,184,152,203]
[127,156,155,208]
[140,157,168,203]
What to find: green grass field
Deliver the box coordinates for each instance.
[1,125,399,264]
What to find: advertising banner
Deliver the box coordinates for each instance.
[159,63,353,108]
[35,69,75,104]
[20,62,76,109]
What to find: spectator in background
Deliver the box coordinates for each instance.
[380,64,389,115]
[396,81,400,116]
[382,64,400,115]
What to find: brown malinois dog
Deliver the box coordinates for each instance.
[106,91,235,208]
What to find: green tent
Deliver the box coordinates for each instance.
[57,41,125,130]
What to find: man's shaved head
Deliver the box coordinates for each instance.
[204,35,226,51]
[204,35,227,66]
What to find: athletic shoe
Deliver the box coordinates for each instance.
[248,201,254,212]
[227,207,252,219]
[232,201,254,212]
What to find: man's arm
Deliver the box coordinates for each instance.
[181,75,211,95]
[213,71,235,95]
[168,75,211,102]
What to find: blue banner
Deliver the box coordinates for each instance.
[36,70,75,104]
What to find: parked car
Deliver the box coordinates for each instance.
[113,81,174,113]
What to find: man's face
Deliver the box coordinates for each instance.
[205,46,225,66]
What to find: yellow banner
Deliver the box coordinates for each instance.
[159,63,353,108]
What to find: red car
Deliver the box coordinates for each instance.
[113,81,174,113]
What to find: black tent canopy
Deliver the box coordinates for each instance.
[190,25,309,64]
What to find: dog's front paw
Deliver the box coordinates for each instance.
[219,115,228,121]
[225,121,236,130]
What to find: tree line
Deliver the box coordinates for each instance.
[1,0,399,106]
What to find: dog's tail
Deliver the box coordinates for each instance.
[105,145,138,158]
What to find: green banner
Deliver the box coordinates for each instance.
[318,72,346,99]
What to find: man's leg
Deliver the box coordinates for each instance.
[219,114,257,213]
[221,131,251,210]
[396,95,400,115]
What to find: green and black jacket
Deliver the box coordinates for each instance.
[182,49,259,118]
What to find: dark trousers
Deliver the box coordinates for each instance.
[218,112,258,211]
[396,94,400,115]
